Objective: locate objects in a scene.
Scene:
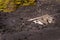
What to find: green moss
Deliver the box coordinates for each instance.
[0,0,36,12]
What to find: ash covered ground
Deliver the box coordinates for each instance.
[0,0,60,40]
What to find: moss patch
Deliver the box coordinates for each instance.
[0,0,36,12]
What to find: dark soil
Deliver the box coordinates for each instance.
[0,0,60,40]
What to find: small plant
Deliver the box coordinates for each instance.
[0,0,36,12]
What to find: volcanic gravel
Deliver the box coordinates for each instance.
[0,0,60,40]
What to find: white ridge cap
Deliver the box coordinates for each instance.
[33,20,44,25]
